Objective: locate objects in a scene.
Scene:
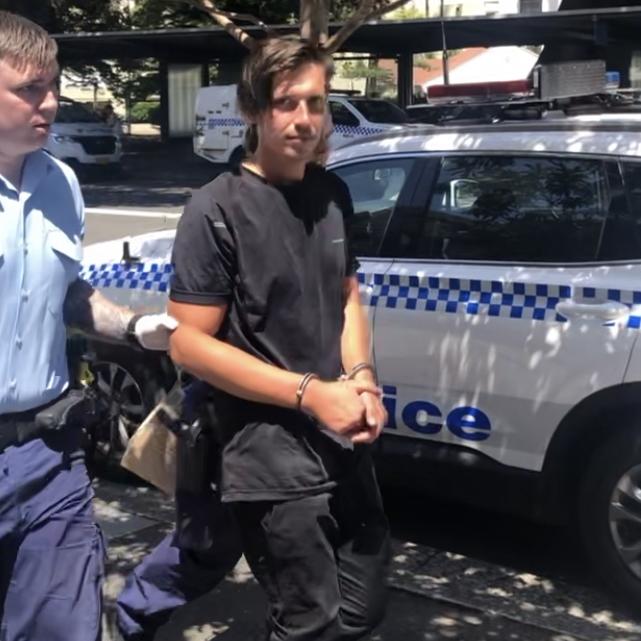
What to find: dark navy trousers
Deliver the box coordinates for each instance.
[116,488,242,640]
[0,428,105,641]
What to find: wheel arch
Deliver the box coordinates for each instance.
[540,382,641,521]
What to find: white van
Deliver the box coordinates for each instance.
[46,98,122,172]
[193,84,409,165]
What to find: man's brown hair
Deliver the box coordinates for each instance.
[0,11,58,71]
[238,37,334,154]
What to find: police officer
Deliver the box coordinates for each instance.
[115,382,243,641]
[0,12,176,641]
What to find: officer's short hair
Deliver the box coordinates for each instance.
[237,37,333,142]
[0,11,58,72]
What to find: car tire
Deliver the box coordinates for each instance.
[85,341,176,472]
[578,425,641,605]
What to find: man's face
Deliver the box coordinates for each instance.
[0,59,59,160]
[254,61,327,165]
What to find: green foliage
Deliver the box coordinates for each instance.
[130,100,161,124]
[388,5,424,20]
[130,0,299,29]
[2,0,126,32]
[339,58,395,97]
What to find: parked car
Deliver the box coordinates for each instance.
[47,97,122,173]
[82,114,641,605]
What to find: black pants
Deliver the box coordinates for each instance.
[232,455,390,641]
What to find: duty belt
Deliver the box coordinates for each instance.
[0,389,86,452]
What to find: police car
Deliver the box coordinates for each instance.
[82,103,641,605]
[47,97,122,173]
[193,85,408,165]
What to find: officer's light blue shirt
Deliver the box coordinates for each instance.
[0,150,84,414]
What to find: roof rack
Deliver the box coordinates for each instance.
[406,61,641,126]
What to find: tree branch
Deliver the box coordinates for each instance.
[324,0,413,53]
[178,0,265,50]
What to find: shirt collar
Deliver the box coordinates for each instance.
[0,168,17,198]
[20,150,54,200]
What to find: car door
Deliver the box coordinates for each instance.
[374,152,639,472]
[329,156,422,332]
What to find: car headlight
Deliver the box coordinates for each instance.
[51,133,76,144]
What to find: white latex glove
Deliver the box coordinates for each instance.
[133,313,179,351]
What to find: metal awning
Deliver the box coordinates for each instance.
[54,6,641,63]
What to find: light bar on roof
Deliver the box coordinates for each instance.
[426,61,608,106]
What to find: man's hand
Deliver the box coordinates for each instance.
[134,313,179,350]
[301,379,380,437]
[351,390,387,444]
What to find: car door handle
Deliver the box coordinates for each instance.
[555,300,629,321]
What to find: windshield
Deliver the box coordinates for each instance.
[56,102,102,124]
[349,99,407,124]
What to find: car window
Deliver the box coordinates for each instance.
[600,161,641,261]
[330,101,359,128]
[400,155,610,263]
[56,102,102,124]
[332,158,414,256]
[348,99,407,124]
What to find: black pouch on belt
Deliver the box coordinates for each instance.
[175,382,223,550]
[174,380,222,494]
[34,388,91,431]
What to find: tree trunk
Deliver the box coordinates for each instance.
[300,0,330,46]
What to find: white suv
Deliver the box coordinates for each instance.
[47,98,122,172]
[81,115,641,604]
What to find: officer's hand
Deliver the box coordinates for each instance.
[301,379,381,436]
[134,313,179,350]
[350,391,387,444]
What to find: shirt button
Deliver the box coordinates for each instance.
[23,245,28,255]
[15,337,22,349]
[8,380,16,390]
[21,290,29,301]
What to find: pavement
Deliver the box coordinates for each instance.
[95,478,641,641]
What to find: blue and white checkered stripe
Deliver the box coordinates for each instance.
[81,262,173,293]
[357,272,641,330]
[82,263,641,330]
[334,124,384,136]
[207,117,245,129]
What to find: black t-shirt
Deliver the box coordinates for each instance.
[170,164,360,501]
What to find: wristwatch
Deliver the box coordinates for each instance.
[126,314,143,346]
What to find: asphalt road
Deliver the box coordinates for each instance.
[85,208,181,245]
